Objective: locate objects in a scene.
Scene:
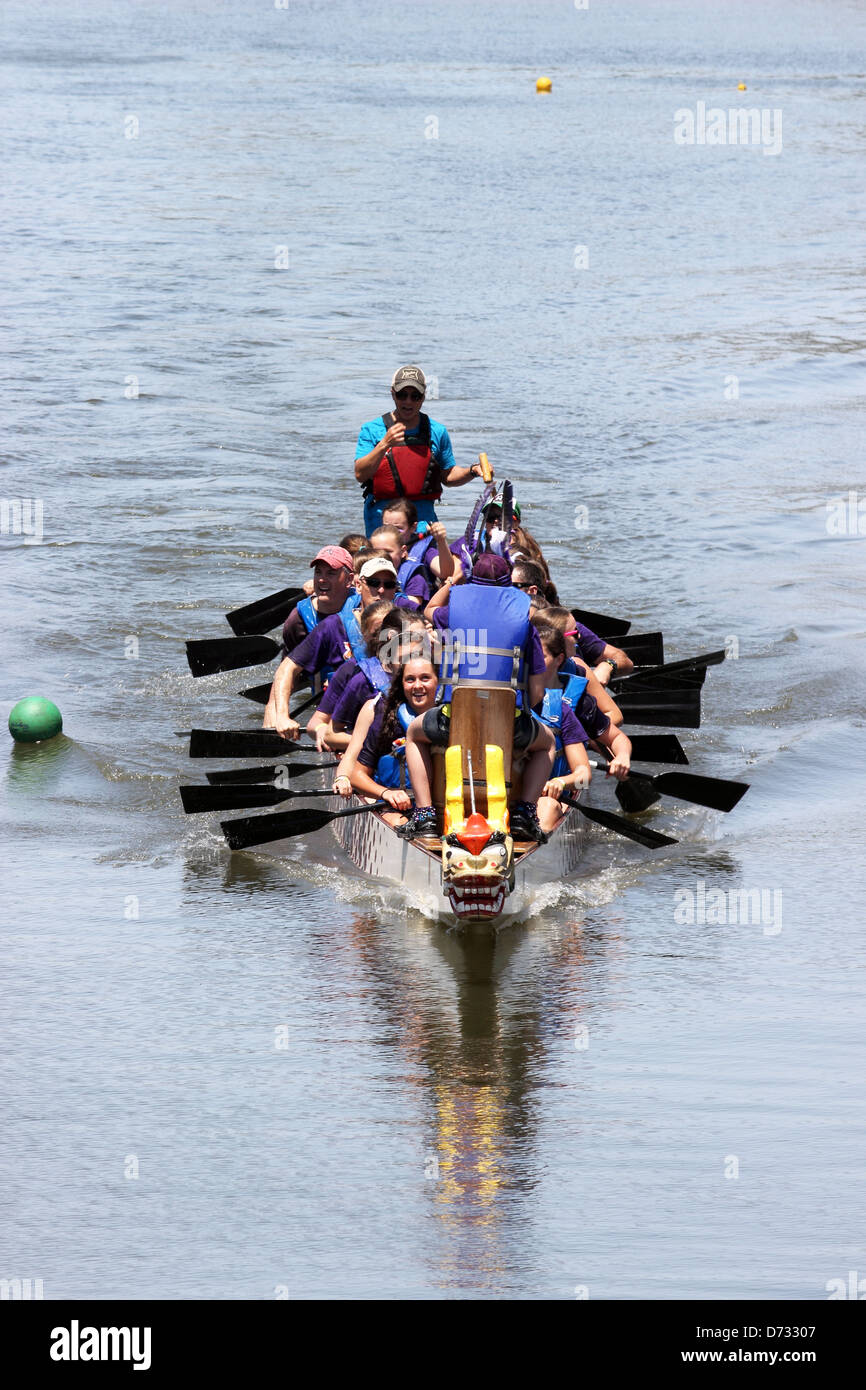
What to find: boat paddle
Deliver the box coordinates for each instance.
[561,796,678,849]
[238,682,274,704]
[588,760,749,814]
[614,687,702,728]
[221,799,392,852]
[571,608,632,639]
[186,634,284,678]
[606,631,664,666]
[612,649,726,688]
[188,729,329,758]
[624,734,689,764]
[205,760,338,785]
[181,784,338,814]
[224,585,306,637]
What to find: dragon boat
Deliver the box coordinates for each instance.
[320,683,588,925]
[182,473,752,930]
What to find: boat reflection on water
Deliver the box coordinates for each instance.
[343,906,624,1285]
[179,850,629,1291]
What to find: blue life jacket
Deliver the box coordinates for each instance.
[561,670,589,708]
[297,592,364,686]
[298,591,361,638]
[539,687,569,778]
[358,655,392,696]
[397,536,433,592]
[540,682,590,778]
[376,702,414,788]
[439,584,532,707]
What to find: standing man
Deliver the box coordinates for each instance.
[354,365,486,537]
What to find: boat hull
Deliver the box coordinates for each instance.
[324,790,587,927]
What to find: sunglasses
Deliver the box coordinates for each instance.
[513,581,533,589]
[394,389,423,401]
[366,577,397,590]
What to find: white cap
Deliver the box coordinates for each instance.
[359,557,399,583]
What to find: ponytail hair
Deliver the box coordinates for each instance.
[358,598,394,655]
[530,618,565,662]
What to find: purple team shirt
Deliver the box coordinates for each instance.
[317,659,359,717]
[571,621,606,667]
[331,668,379,729]
[401,569,432,607]
[358,699,387,770]
[287,614,351,674]
[565,687,610,741]
[559,703,590,747]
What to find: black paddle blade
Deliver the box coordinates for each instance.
[616,690,701,729]
[615,778,662,814]
[189,729,302,758]
[238,682,273,705]
[206,761,335,785]
[222,806,336,849]
[575,801,677,848]
[572,607,631,639]
[181,784,290,814]
[611,632,664,666]
[627,734,689,765]
[620,669,706,693]
[652,771,750,813]
[186,635,280,678]
[221,799,389,852]
[225,586,305,637]
[615,649,725,686]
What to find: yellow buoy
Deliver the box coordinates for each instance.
[738,82,747,91]
[536,76,552,94]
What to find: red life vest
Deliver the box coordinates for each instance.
[368,412,442,502]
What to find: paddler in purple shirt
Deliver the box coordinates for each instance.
[380,497,460,588]
[264,544,365,736]
[306,599,397,751]
[368,521,456,611]
[279,545,359,656]
[315,613,431,751]
[264,554,419,739]
[538,604,634,686]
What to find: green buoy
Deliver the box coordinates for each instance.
[8,696,63,744]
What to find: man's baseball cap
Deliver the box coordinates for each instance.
[310,546,353,573]
[391,365,426,395]
[359,557,399,583]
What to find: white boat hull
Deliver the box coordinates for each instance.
[324,791,588,927]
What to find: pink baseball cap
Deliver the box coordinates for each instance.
[310,546,353,573]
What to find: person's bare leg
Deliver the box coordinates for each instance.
[520,729,555,803]
[537,794,565,833]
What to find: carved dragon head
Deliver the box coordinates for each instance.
[441,812,514,921]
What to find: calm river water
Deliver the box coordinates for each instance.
[2,0,865,1299]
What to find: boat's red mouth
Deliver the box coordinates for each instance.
[446,875,507,921]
